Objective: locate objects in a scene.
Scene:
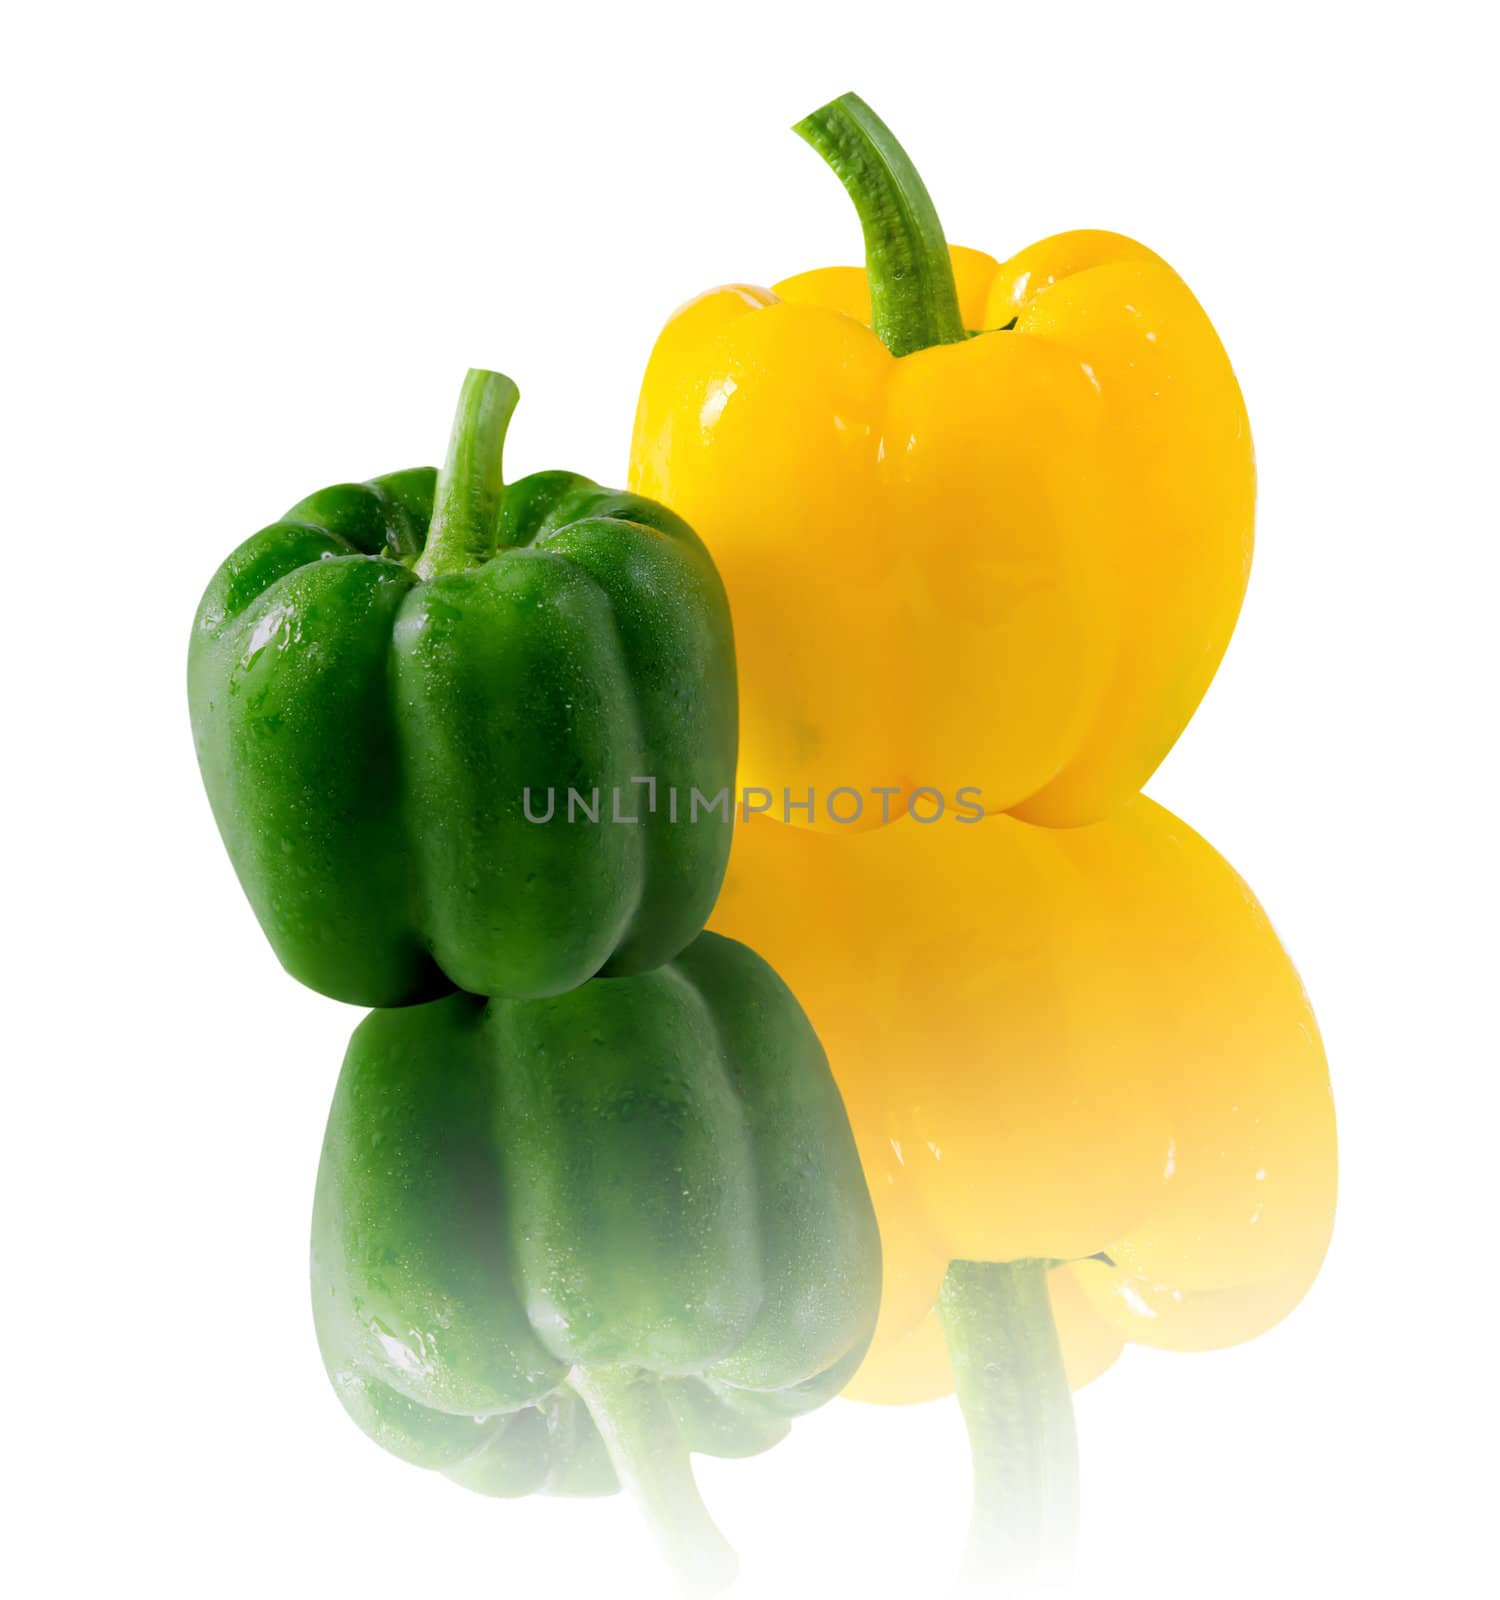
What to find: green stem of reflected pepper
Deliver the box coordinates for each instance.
[416,367,521,580]
[793,92,968,359]
[937,1260,1080,1590]
[570,1365,739,1597]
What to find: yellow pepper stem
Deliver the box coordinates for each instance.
[937,1260,1080,1589]
[793,92,968,358]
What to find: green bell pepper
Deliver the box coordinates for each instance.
[311,931,881,1592]
[189,369,737,1006]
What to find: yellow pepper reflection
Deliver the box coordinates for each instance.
[712,795,1335,1405]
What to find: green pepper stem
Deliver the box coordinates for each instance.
[793,92,967,359]
[937,1260,1081,1590]
[570,1365,738,1596]
[415,368,520,580]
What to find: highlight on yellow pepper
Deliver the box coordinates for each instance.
[710,795,1336,1582]
[631,94,1254,829]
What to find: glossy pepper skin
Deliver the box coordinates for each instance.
[711,797,1335,1576]
[631,95,1252,828]
[312,930,880,1593]
[191,371,736,1007]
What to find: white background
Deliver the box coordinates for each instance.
[4,3,1494,1596]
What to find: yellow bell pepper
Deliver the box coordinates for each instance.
[710,796,1335,1579]
[631,94,1254,828]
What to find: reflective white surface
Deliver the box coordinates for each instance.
[3,4,1490,1597]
